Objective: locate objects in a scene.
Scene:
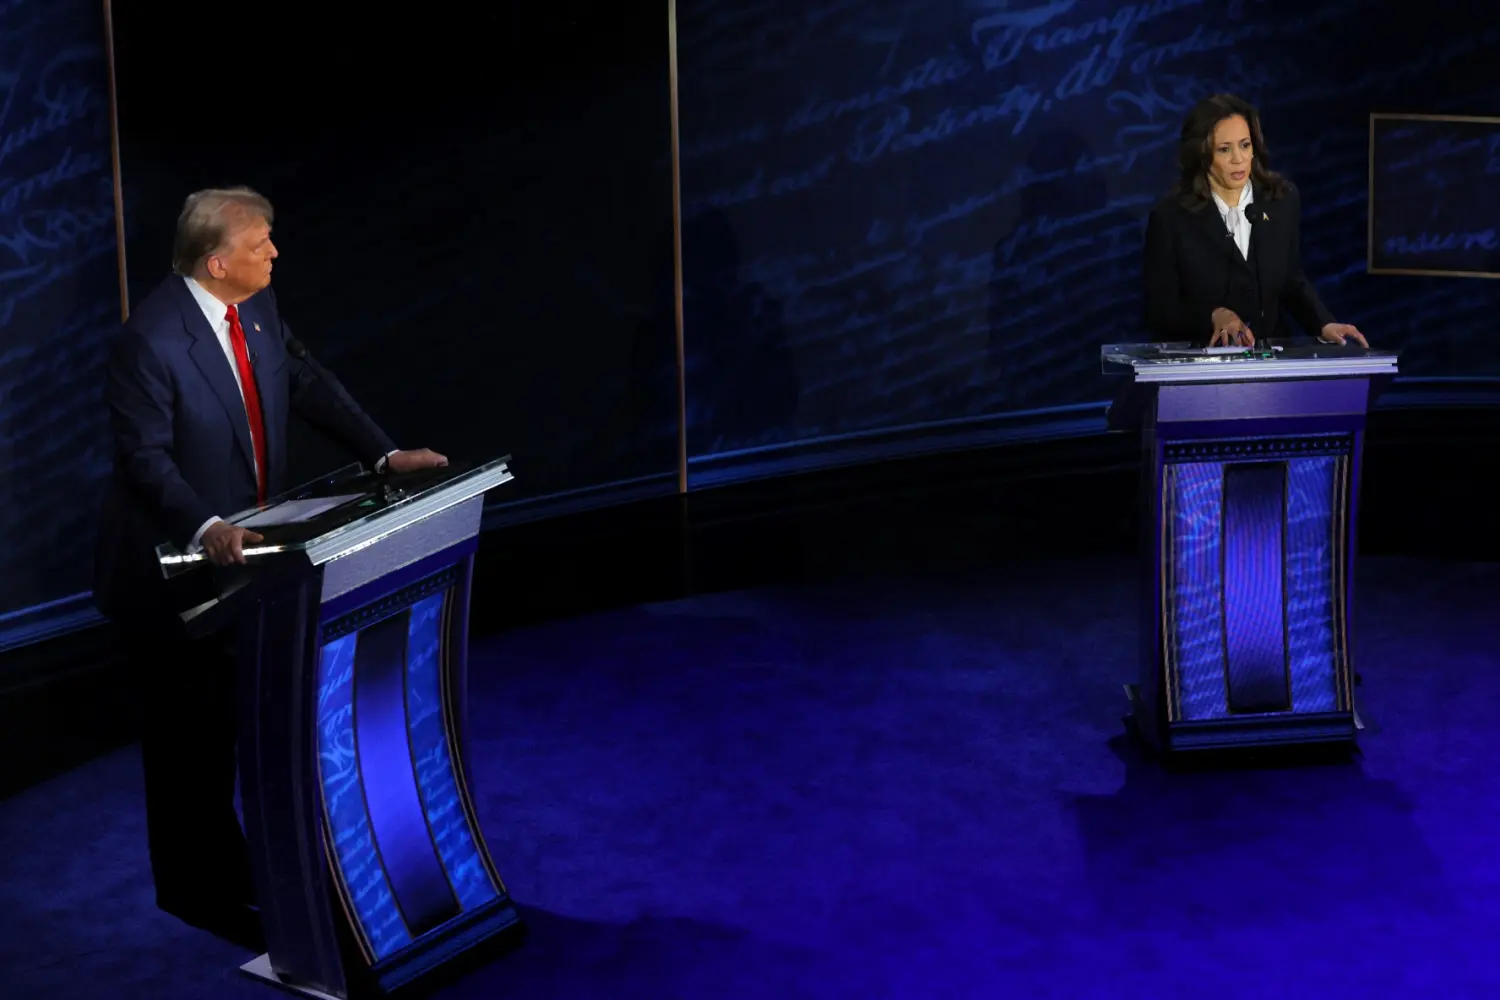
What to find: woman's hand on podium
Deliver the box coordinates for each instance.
[1210,308,1254,347]
[1319,323,1369,347]
[387,449,449,474]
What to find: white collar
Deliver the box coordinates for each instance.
[182,275,238,329]
[1211,184,1254,217]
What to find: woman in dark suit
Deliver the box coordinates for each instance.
[1143,93,1368,348]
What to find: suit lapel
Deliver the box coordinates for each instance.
[242,300,283,480]
[1196,199,1250,273]
[1247,193,1272,269]
[174,279,258,484]
[1247,190,1279,324]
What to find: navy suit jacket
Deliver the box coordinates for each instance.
[1142,183,1335,344]
[94,276,397,622]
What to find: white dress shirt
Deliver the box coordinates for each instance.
[182,277,398,553]
[1211,184,1255,261]
[183,277,259,550]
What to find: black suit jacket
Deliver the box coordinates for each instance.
[1142,183,1334,344]
[94,276,397,624]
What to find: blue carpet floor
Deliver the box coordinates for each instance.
[3,556,1498,999]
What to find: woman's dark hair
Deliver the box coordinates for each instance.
[1173,93,1290,209]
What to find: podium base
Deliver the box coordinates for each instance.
[240,955,341,1000]
[1124,683,1358,757]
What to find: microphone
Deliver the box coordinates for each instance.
[286,336,345,385]
[284,336,391,473]
[1244,205,1267,328]
[286,337,352,410]
[285,337,349,405]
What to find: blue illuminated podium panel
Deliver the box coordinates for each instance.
[1104,345,1398,754]
[315,569,508,970]
[161,458,521,998]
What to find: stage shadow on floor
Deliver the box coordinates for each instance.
[440,905,820,1000]
[1069,734,1454,929]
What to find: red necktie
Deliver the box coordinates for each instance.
[226,305,269,506]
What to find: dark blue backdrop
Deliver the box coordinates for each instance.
[108,5,681,537]
[1371,114,1500,276]
[676,0,1500,485]
[0,0,119,648]
[7,1,1500,648]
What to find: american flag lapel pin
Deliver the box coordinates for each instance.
[254,322,261,331]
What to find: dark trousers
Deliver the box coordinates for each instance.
[124,618,255,908]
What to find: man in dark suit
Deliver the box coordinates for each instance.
[1142,94,1369,349]
[94,187,446,946]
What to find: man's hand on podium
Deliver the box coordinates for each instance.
[1319,323,1369,347]
[202,521,264,567]
[387,449,449,474]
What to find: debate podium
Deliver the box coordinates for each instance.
[157,457,522,998]
[1104,343,1399,755]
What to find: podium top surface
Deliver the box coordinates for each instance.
[157,455,513,572]
[1102,342,1399,383]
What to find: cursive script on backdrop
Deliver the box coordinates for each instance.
[675,0,1500,473]
[1370,115,1500,275]
[0,3,121,630]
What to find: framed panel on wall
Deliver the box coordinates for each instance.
[1368,113,1500,279]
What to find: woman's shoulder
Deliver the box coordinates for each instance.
[1149,191,1207,224]
[1259,176,1301,204]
